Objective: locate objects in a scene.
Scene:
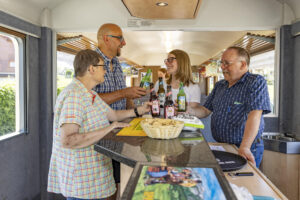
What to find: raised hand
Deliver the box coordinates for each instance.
[123,87,146,99]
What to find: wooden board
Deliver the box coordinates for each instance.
[117,118,147,137]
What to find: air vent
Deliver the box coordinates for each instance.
[127,19,153,27]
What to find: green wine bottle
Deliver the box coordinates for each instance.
[140,68,152,89]
[177,82,186,112]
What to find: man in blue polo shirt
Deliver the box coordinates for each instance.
[188,46,271,167]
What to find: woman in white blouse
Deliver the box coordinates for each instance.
[165,49,201,108]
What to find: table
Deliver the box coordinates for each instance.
[94,129,288,199]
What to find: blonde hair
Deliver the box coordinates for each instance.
[167,49,194,86]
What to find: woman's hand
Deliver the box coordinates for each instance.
[111,121,130,129]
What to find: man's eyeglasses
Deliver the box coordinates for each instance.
[164,57,176,63]
[107,35,124,43]
[219,60,241,67]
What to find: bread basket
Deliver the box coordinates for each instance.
[140,118,184,139]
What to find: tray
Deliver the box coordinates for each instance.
[212,150,247,171]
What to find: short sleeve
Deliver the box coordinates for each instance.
[58,93,85,127]
[248,76,271,115]
[203,82,219,112]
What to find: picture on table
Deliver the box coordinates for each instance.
[132,166,227,200]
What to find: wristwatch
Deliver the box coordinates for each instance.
[134,107,140,117]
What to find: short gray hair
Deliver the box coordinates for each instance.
[227,46,250,66]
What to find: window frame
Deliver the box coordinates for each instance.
[0,28,27,141]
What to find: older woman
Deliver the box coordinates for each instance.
[47,49,150,200]
[165,49,200,108]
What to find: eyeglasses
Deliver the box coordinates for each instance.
[219,60,241,67]
[107,35,124,43]
[164,57,176,63]
[93,64,106,67]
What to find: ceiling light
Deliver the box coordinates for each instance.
[156,2,168,7]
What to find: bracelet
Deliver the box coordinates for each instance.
[134,107,140,117]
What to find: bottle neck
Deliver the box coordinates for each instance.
[166,91,172,101]
[150,88,156,97]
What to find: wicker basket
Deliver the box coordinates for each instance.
[140,118,184,139]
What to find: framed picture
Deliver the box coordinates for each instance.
[121,162,237,200]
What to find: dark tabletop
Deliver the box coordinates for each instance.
[94,128,218,168]
[93,126,237,200]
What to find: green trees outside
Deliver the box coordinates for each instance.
[0,84,15,136]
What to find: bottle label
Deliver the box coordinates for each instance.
[143,82,150,89]
[158,93,165,106]
[178,96,186,111]
[165,106,175,118]
[151,100,159,114]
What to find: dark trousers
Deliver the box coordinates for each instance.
[112,159,120,183]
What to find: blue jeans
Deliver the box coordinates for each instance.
[66,198,106,200]
[250,138,264,168]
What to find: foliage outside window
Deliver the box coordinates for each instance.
[57,51,75,95]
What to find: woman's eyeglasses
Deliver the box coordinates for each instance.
[164,57,176,63]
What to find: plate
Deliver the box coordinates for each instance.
[212,150,247,171]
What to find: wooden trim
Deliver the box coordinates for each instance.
[0,26,26,38]
[206,77,210,96]
[213,76,218,85]
[193,0,202,19]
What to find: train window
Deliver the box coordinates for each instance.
[249,50,276,115]
[0,31,26,139]
[56,51,75,96]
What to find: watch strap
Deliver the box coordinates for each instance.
[134,107,140,117]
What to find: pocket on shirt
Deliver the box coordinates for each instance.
[228,104,247,126]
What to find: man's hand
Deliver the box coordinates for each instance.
[238,146,256,166]
[186,104,196,115]
[137,102,151,115]
[122,87,146,99]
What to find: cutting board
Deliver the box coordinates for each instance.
[117,118,147,136]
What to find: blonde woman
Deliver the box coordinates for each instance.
[165,49,200,108]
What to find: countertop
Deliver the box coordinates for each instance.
[94,128,288,200]
[94,129,217,168]
[94,129,236,199]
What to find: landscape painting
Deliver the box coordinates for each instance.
[132,166,227,200]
